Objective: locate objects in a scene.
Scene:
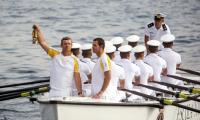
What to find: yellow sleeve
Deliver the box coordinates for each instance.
[72,55,79,73]
[47,47,60,57]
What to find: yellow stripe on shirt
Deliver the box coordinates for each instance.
[47,48,60,57]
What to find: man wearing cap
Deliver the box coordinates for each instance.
[144,13,171,49]
[158,34,182,85]
[32,25,83,99]
[105,45,126,100]
[126,35,140,62]
[118,45,142,100]
[91,38,112,99]
[133,45,154,95]
[110,37,124,63]
[144,40,168,92]
[71,43,92,96]
[81,43,95,77]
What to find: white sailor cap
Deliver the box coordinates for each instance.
[147,40,160,46]
[72,43,81,49]
[161,34,175,43]
[81,43,92,50]
[155,13,166,19]
[126,35,140,42]
[133,45,146,53]
[105,45,116,53]
[105,40,113,48]
[118,45,132,52]
[110,37,124,45]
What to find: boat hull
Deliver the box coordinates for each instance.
[38,97,161,120]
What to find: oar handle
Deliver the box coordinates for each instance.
[0,84,49,95]
[177,68,200,76]
[0,79,50,88]
[167,74,200,85]
[0,86,49,101]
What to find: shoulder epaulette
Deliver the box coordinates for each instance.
[162,24,167,31]
[148,22,154,28]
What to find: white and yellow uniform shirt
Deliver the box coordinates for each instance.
[118,59,140,90]
[47,48,79,98]
[91,53,112,97]
[144,22,171,49]
[135,60,153,95]
[144,53,168,90]
[158,48,182,85]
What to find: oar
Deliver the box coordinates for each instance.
[120,88,200,113]
[177,68,200,76]
[0,79,50,88]
[135,83,200,102]
[0,86,49,101]
[167,74,200,85]
[0,84,49,95]
[151,81,200,94]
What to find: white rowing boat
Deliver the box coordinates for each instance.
[37,95,200,120]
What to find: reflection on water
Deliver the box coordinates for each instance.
[0,0,199,119]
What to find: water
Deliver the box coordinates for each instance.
[0,0,199,119]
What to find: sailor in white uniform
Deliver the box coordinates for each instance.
[80,44,95,96]
[105,45,126,101]
[71,43,92,96]
[144,40,168,93]
[144,13,171,50]
[110,37,124,63]
[158,34,183,85]
[126,35,140,62]
[118,45,142,100]
[133,45,154,95]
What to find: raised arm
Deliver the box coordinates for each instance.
[33,25,50,54]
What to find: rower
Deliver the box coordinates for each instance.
[126,35,140,62]
[71,43,92,96]
[118,45,142,100]
[158,34,183,85]
[81,43,95,77]
[144,13,171,50]
[133,45,154,95]
[110,37,124,63]
[32,25,83,99]
[144,40,168,95]
[105,45,126,101]
[91,38,112,99]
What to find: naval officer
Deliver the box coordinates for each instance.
[144,13,171,49]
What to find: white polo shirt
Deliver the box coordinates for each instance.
[78,59,91,83]
[158,48,182,84]
[144,53,167,82]
[118,59,140,90]
[47,48,80,98]
[135,60,153,94]
[91,53,112,96]
[110,61,125,90]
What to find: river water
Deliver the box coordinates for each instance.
[0,0,199,119]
